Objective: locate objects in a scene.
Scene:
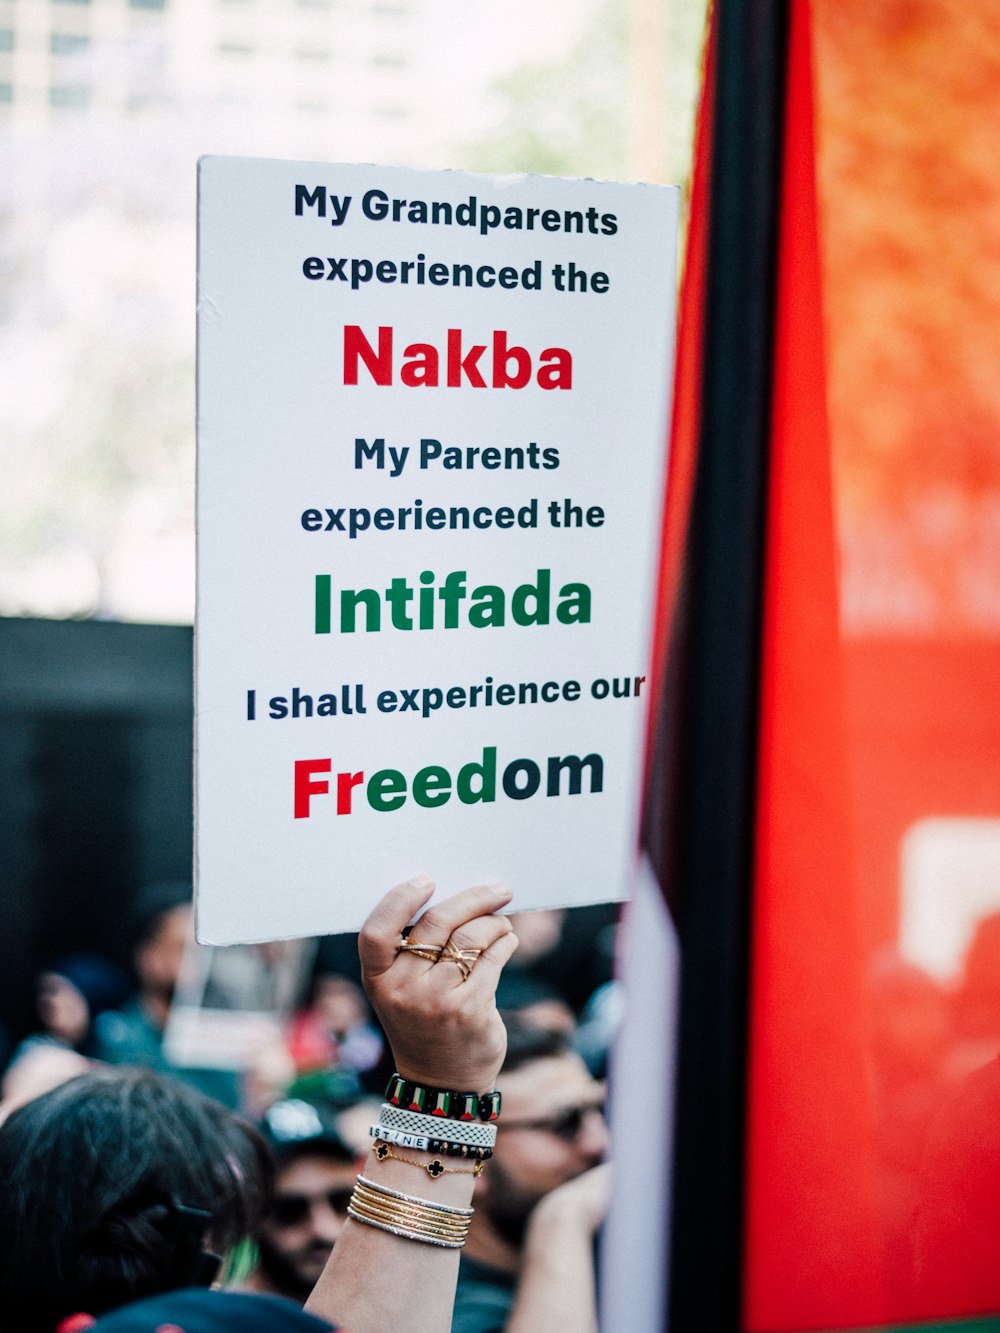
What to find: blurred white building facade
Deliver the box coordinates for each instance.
[1,0,686,624]
[0,0,590,622]
[0,0,438,160]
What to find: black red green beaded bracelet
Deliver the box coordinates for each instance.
[386,1073,501,1123]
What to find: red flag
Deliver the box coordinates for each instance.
[742,0,888,1325]
[618,0,1000,1328]
[624,0,890,1325]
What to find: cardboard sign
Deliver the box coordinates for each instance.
[164,937,316,1071]
[196,157,677,943]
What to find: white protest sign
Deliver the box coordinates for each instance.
[196,156,677,944]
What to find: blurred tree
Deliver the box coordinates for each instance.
[459,0,707,188]
[458,5,629,180]
[815,0,1000,632]
[0,118,197,620]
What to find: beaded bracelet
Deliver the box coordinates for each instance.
[369,1124,494,1160]
[426,1138,492,1161]
[386,1074,501,1123]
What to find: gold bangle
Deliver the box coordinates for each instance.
[348,1175,473,1249]
[347,1207,467,1248]
[349,1198,469,1240]
[351,1185,470,1233]
[372,1138,485,1178]
[355,1174,474,1215]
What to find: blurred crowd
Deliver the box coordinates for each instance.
[1,877,999,1329]
[0,881,620,1333]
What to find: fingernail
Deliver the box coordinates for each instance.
[491,882,513,899]
[409,874,433,889]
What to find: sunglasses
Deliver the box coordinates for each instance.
[271,1187,355,1228]
[501,1100,606,1143]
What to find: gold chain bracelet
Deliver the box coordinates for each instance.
[372,1138,485,1178]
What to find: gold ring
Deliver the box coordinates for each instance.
[439,939,482,981]
[397,940,444,962]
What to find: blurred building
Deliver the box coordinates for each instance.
[0,617,195,1043]
[0,0,433,160]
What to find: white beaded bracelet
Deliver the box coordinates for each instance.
[368,1124,431,1151]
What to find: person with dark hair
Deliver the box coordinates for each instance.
[492,972,576,1037]
[92,881,236,1106]
[0,876,519,1333]
[2,954,131,1114]
[0,1065,270,1332]
[92,880,193,1070]
[30,953,130,1055]
[287,975,384,1079]
[452,1016,610,1333]
[241,1099,360,1303]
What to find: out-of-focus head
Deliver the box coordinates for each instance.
[505,909,566,965]
[129,882,193,1001]
[37,953,130,1047]
[478,1018,608,1245]
[310,975,368,1036]
[0,1067,271,1333]
[254,1153,356,1301]
[494,972,577,1037]
[0,1044,91,1121]
[37,971,89,1047]
[254,1099,358,1302]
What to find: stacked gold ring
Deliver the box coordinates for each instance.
[439,939,483,981]
[397,939,444,962]
[397,938,483,981]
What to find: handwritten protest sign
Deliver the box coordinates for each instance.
[196,157,677,943]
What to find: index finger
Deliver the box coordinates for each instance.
[358,875,436,978]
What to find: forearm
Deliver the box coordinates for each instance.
[504,1205,598,1333]
[305,878,516,1333]
[305,1150,476,1333]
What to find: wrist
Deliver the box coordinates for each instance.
[526,1192,594,1249]
[393,1063,499,1097]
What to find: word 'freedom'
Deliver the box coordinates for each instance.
[293,745,605,819]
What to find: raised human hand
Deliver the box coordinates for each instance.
[358,876,518,1094]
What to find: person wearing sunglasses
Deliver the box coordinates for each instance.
[241,1098,360,1305]
[453,1016,611,1333]
[0,877,518,1333]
